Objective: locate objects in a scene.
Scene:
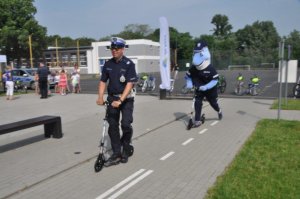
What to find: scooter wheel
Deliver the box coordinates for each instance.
[94,153,104,172]
[201,114,205,124]
[187,118,193,130]
[128,145,134,157]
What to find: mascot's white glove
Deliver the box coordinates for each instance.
[199,85,208,91]
[199,79,218,91]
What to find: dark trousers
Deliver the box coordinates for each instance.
[194,87,220,121]
[107,96,134,155]
[39,79,48,98]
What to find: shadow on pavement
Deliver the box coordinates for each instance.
[0,135,48,153]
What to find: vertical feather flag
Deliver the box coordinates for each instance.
[159,16,171,90]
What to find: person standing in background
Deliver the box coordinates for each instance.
[58,70,67,95]
[3,66,14,100]
[73,63,81,92]
[37,62,50,99]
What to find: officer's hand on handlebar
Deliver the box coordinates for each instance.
[96,98,105,106]
[111,100,122,108]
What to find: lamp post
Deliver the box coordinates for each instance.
[55,38,59,66]
[28,35,33,68]
[277,39,285,120]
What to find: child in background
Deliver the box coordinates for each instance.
[73,63,81,92]
[4,66,14,100]
[58,70,67,95]
[71,72,80,93]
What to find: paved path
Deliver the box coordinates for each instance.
[0,93,299,199]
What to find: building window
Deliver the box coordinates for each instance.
[79,52,87,67]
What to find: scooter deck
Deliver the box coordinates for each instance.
[186,114,205,130]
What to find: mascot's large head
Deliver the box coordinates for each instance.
[192,40,211,70]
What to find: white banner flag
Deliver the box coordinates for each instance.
[0,55,7,63]
[159,16,171,90]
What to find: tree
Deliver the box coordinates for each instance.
[0,0,47,66]
[211,14,233,38]
[149,27,194,63]
[46,35,75,47]
[234,21,280,67]
[76,37,96,46]
[285,30,300,60]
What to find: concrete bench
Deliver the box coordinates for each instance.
[0,115,63,138]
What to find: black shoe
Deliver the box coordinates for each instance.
[187,119,202,130]
[187,118,193,130]
[120,151,129,163]
[218,110,223,120]
[104,153,121,167]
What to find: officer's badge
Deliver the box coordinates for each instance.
[120,75,125,82]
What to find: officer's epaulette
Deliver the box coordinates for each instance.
[120,56,132,65]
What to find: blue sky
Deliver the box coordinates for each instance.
[34,0,300,39]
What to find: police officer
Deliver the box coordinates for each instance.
[186,41,222,129]
[96,37,137,167]
[37,62,50,99]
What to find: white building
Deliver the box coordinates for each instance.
[91,39,160,74]
[43,39,160,74]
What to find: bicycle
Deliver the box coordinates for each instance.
[181,76,195,94]
[246,75,261,96]
[169,69,178,94]
[293,76,300,98]
[234,73,245,95]
[14,80,28,93]
[137,74,156,92]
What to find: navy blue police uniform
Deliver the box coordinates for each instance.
[37,64,50,99]
[100,55,137,158]
[188,64,220,122]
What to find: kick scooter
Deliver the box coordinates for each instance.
[94,101,134,172]
[187,98,205,130]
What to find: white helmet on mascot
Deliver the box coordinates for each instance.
[192,40,211,70]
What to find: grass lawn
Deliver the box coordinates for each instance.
[205,119,300,199]
[271,99,300,110]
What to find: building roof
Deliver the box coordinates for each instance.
[44,46,93,52]
[92,39,160,47]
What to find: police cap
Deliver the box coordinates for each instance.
[111,37,126,48]
[194,40,208,52]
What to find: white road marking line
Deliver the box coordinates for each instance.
[182,138,194,146]
[160,151,175,160]
[210,121,219,126]
[95,169,146,199]
[108,170,154,199]
[199,128,208,134]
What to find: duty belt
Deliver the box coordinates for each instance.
[109,88,136,99]
[109,94,134,99]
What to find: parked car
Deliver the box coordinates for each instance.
[11,68,37,90]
